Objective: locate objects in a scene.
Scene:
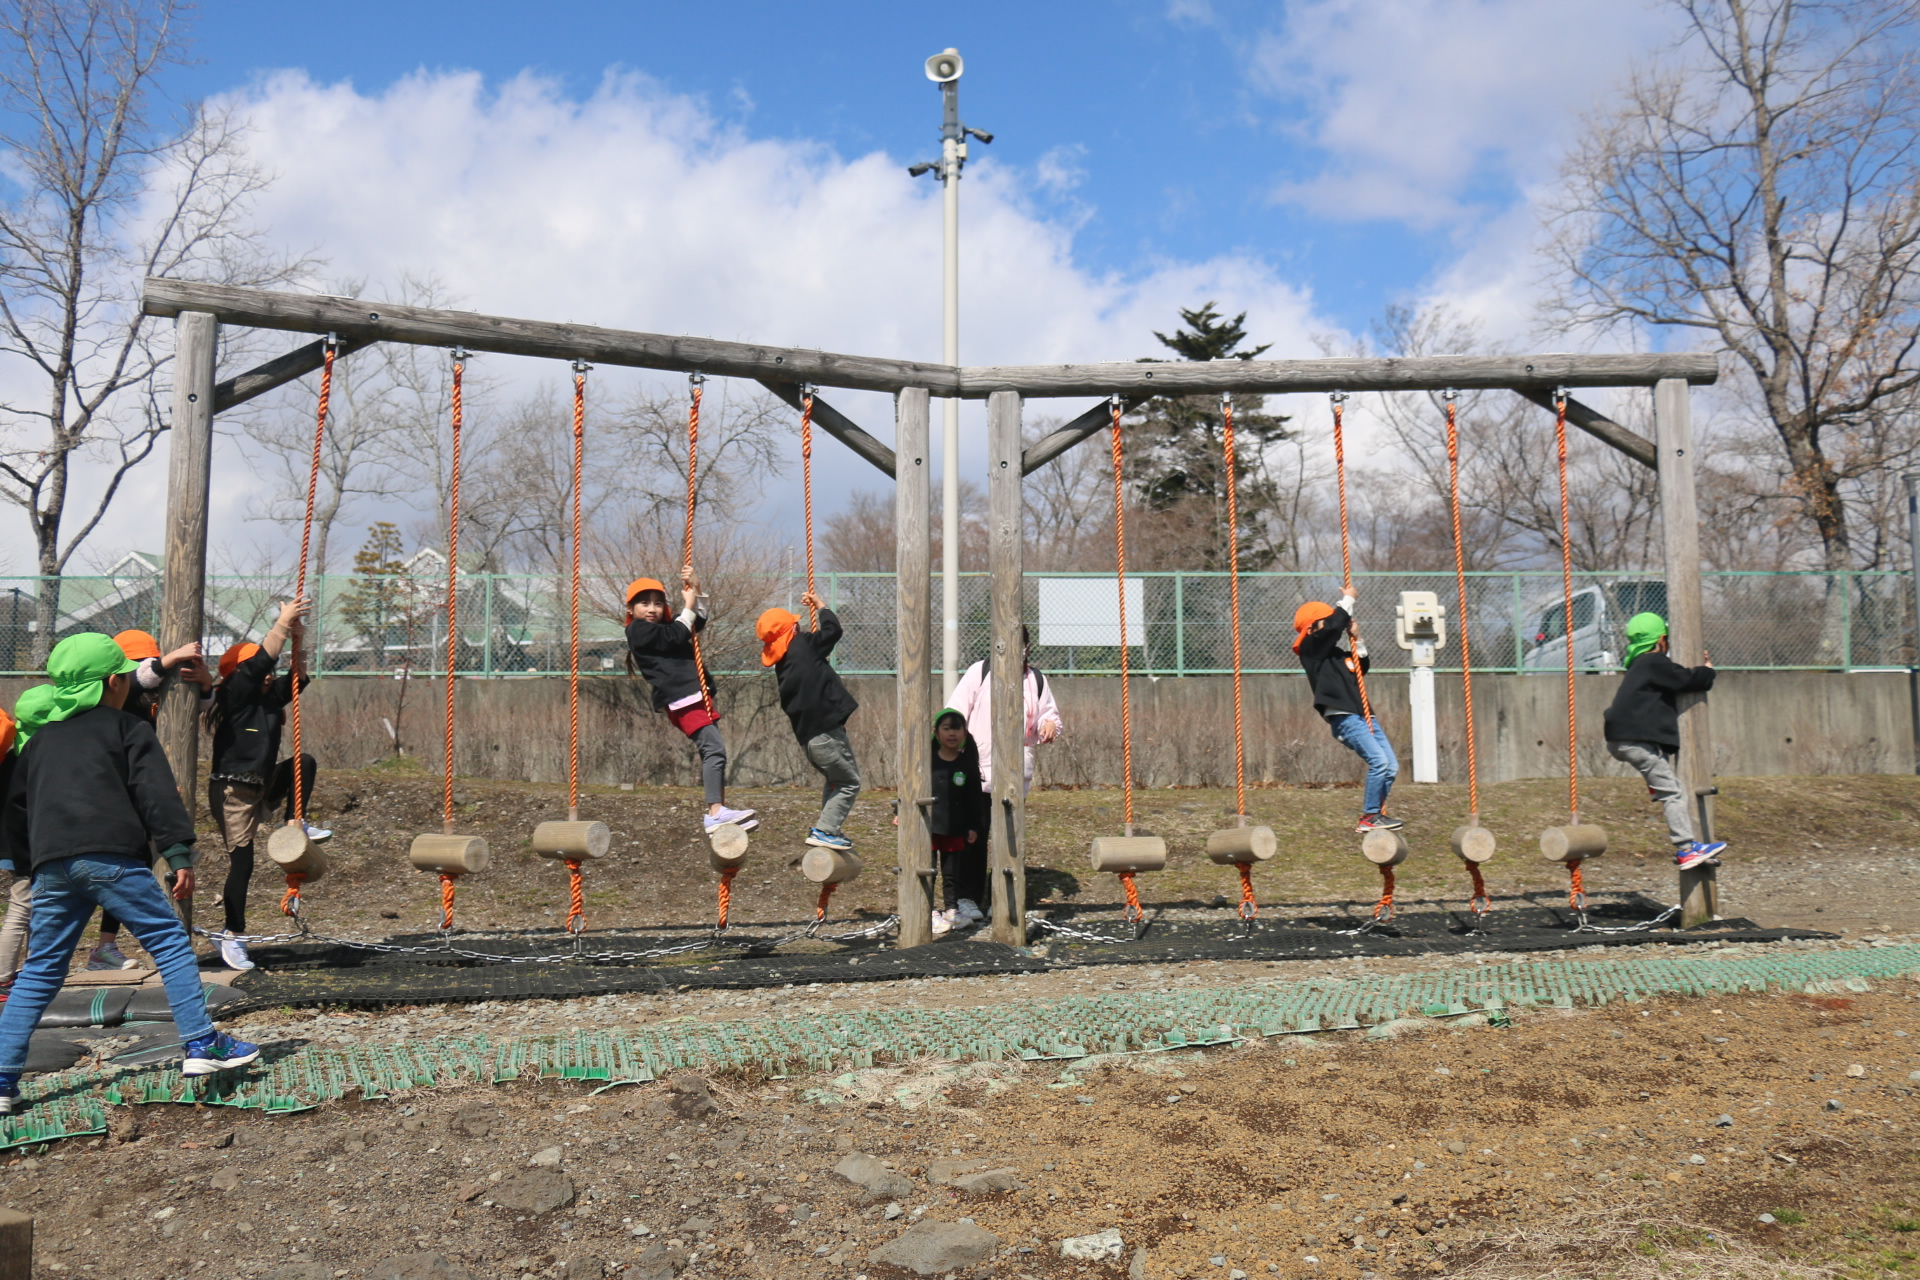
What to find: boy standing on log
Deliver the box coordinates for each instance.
[1604,612,1724,870]
[0,634,259,1113]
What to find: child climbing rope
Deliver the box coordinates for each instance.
[927,708,988,936]
[205,597,329,971]
[0,705,21,999]
[624,565,756,835]
[1603,612,1724,870]
[1294,594,1402,833]
[0,634,260,1113]
[757,592,861,852]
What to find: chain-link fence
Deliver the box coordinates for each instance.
[0,568,1912,676]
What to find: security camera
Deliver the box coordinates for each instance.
[925,48,963,83]
[907,162,937,177]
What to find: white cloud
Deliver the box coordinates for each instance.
[91,67,1333,569]
[1251,0,1677,226]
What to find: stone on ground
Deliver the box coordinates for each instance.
[869,1219,1000,1275]
[951,1167,1024,1195]
[368,1254,477,1280]
[490,1167,577,1214]
[265,1266,332,1280]
[832,1152,913,1200]
[1062,1228,1126,1260]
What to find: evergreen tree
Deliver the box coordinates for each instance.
[1123,303,1293,569]
[338,523,415,659]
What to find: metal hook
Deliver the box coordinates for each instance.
[1443,387,1457,403]
[1329,390,1349,406]
[451,346,470,365]
[572,359,592,376]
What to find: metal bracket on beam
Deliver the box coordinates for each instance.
[757,380,897,478]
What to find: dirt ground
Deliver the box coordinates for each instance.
[2,770,1919,1279]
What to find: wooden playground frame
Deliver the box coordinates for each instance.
[142,278,1724,943]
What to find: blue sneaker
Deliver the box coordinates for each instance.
[1675,842,1725,871]
[181,1031,261,1078]
[805,828,853,851]
[0,1073,18,1116]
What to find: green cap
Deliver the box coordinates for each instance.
[1623,612,1668,669]
[12,632,138,748]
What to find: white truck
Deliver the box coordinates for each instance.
[1519,579,1668,672]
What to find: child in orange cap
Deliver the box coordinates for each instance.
[204,597,322,971]
[1294,593,1401,834]
[624,565,755,834]
[758,592,861,851]
[0,706,21,995]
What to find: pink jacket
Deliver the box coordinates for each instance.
[947,659,1063,794]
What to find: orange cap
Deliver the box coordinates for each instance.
[0,706,15,757]
[114,629,162,663]
[219,642,261,680]
[756,608,798,667]
[625,577,669,605]
[1292,601,1336,653]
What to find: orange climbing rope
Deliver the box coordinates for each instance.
[801,388,819,629]
[1373,865,1396,922]
[1330,393,1375,728]
[1118,870,1142,922]
[280,872,305,918]
[287,338,335,836]
[568,363,587,824]
[443,352,465,835]
[716,863,738,931]
[1109,398,1135,835]
[1568,859,1587,913]
[565,859,585,935]
[1223,394,1247,821]
[439,873,457,932]
[684,376,715,715]
[1554,390,1579,827]
[1237,863,1257,921]
[1445,390,1491,920]
[813,882,837,925]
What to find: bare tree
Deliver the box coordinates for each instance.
[1545,0,1920,653]
[0,0,298,656]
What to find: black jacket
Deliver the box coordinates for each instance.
[1295,607,1372,721]
[210,648,308,782]
[2,706,196,873]
[772,609,859,743]
[929,734,988,839]
[1603,651,1715,749]
[625,613,715,713]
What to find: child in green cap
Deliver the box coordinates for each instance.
[0,633,260,1113]
[1602,612,1723,870]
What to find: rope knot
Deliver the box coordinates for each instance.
[280,872,306,918]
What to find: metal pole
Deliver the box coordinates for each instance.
[940,77,962,699]
[1905,471,1920,773]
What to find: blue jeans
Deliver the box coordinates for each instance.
[0,853,213,1074]
[1329,713,1399,816]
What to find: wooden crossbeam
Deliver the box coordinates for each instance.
[145,279,957,397]
[1021,397,1144,476]
[213,336,371,414]
[1514,387,1658,470]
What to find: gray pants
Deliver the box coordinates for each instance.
[1607,740,1693,845]
[803,727,862,835]
[689,724,727,807]
[0,876,28,982]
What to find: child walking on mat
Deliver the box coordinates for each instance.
[624,566,755,834]
[1604,612,1724,870]
[1294,594,1401,833]
[757,593,861,851]
[0,633,259,1112]
[927,708,988,935]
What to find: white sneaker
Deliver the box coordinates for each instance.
[930,910,952,937]
[301,822,332,843]
[704,807,757,832]
[955,898,984,923]
[217,934,255,971]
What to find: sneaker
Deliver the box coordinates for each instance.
[180,1031,261,1078]
[1355,814,1405,833]
[301,822,332,843]
[86,940,136,971]
[0,1073,18,1116]
[1675,841,1727,870]
[805,828,854,851]
[930,910,952,937]
[954,898,985,923]
[703,807,758,832]
[217,934,255,972]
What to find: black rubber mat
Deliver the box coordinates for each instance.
[215,896,1833,1011]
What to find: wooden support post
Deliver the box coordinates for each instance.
[159,310,217,931]
[1655,377,1719,926]
[986,390,1027,946]
[893,388,934,948]
[0,1207,30,1280]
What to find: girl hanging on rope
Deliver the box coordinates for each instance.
[623,564,756,835]
[1294,595,1402,834]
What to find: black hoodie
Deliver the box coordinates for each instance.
[1603,650,1715,748]
[771,609,859,744]
[929,720,988,839]
[1295,606,1372,721]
